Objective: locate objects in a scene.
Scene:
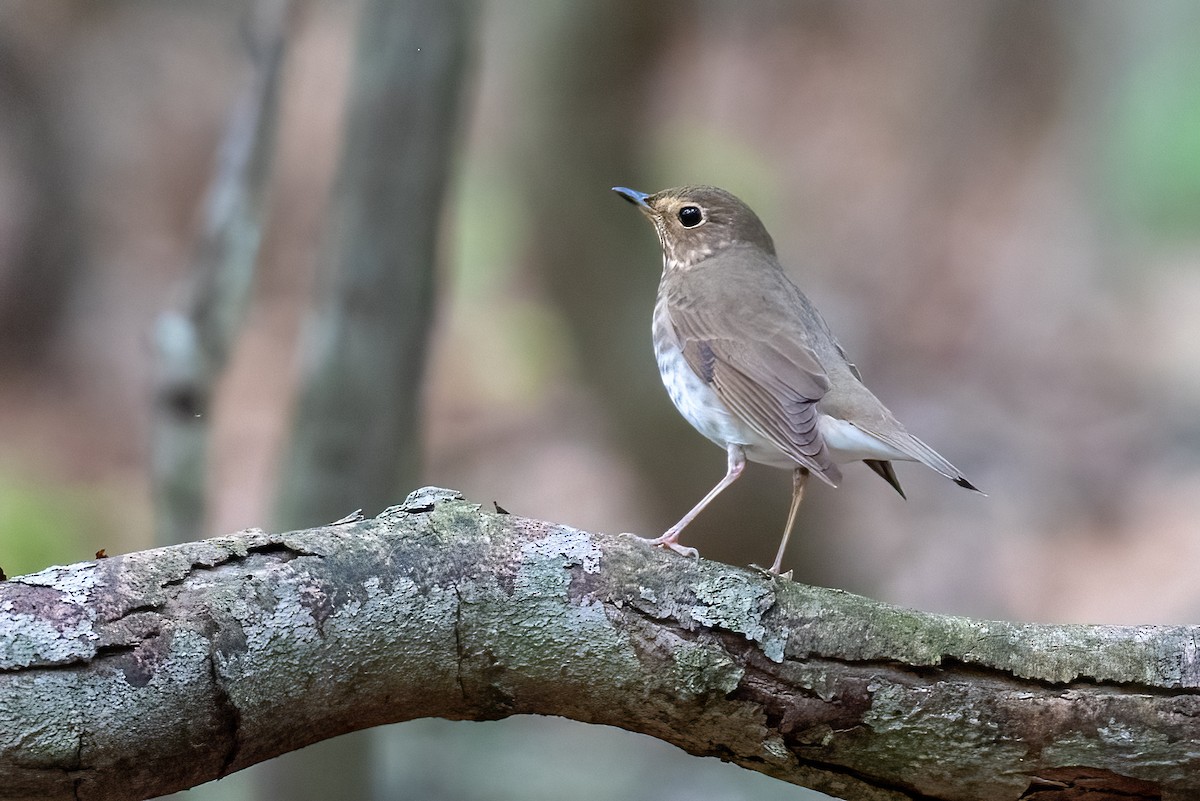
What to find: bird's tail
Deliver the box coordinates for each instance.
[879,430,984,495]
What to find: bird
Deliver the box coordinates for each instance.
[612,184,981,574]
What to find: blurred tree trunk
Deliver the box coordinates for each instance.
[151,0,297,546]
[0,28,83,364]
[517,4,801,570]
[273,0,474,531]
[265,0,476,799]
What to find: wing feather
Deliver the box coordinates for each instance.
[671,299,840,483]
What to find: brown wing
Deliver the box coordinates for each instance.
[669,292,842,486]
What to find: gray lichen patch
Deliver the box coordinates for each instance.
[687,572,785,661]
[518,525,603,581]
[1,566,100,669]
[0,598,96,668]
[671,639,744,699]
[9,560,99,605]
[453,523,642,715]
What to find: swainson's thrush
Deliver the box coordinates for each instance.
[613,185,980,574]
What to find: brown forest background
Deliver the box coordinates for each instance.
[2,2,1199,800]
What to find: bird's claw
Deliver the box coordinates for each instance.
[622,532,699,559]
[660,541,699,559]
[750,563,794,581]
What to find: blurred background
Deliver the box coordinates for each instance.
[2,1,1200,800]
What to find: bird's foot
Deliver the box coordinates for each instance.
[750,563,794,581]
[623,531,699,559]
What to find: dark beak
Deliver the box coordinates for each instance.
[612,186,651,209]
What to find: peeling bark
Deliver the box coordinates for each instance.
[0,487,1196,801]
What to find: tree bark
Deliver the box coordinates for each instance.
[0,23,85,365]
[0,487,1194,801]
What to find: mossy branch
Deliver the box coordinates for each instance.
[0,487,1195,801]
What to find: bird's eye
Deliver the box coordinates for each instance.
[677,205,703,228]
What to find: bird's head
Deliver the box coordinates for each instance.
[612,185,776,269]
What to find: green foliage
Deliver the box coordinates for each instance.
[0,475,101,577]
[449,161,578,403]
[1106,46,1200,238]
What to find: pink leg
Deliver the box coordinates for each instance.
[768,467,808,574]
[642,445,746,558]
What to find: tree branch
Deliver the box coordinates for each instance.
[1,487,1195,801]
